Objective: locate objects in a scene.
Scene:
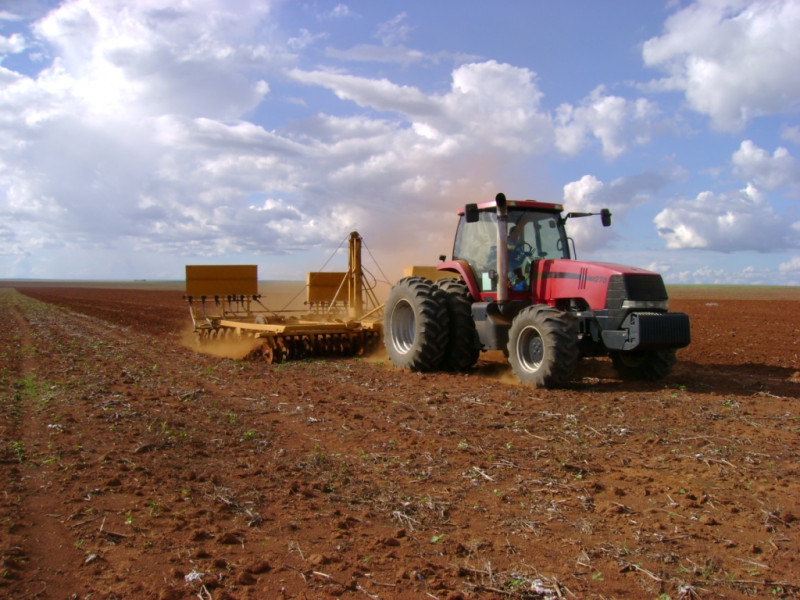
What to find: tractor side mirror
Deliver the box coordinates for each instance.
[465,203,479,223]
[601,208,612,227]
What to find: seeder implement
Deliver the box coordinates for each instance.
[185,232,383,363]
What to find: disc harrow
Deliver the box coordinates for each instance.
[245,329,381,364]
[193,320,382,364]
[185,231,384,366]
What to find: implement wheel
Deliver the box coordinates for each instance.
[435,278,480,372]
[508,305,578,388]
[383,277,449,371]
[610,349,676,381]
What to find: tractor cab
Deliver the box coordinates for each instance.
[450,200,569,300]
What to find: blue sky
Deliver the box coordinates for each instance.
[1,0,799,285]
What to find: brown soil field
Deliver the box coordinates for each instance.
[1,283,798,600]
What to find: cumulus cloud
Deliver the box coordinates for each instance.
[0,31,26,53]
[642,0,800,131]
[142,70,540,267]
[2,0,796,284]
[0,0,558,278]
[782,125,800,144]
[0,0,286,273]
[779,255,800,275]
[289,60,552,153]
[554,86,660,161]
[31,0,276,121]
[562,169,680,252]
[654,184,799,252]
[731,140,800,193]
[671,264,782,286]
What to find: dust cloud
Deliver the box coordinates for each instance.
[179,325,261,360]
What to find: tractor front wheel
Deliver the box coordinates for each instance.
[383,277,449,371]
[610,349,676,381]
[507,305,578,388]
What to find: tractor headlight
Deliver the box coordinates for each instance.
[621,299,669,311]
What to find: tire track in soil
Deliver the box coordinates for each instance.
[0,289,86,598]
[0,288,221,598]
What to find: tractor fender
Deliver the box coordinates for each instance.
[437,259,480,300]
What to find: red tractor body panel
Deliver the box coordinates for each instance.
[439,258,660,309]
[530,259,659,309]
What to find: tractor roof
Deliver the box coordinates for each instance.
[458,199,563,214]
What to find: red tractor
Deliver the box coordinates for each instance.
[383,193,691,387]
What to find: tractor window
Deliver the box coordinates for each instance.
[508,210,569,260]
[536,215,569,259]
[453,211,498,291]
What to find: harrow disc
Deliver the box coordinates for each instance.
[245,329,382,365]
[260,339,277,363]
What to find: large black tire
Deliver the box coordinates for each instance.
[610,349,676,381]
[507,305,578,388]
[435,278,480,372]
[383,277,449,371]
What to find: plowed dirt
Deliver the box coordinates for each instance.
[1,283,798,600]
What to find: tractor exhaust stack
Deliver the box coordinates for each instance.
[495,192,509,303]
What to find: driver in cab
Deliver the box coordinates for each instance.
[507,224,531,291]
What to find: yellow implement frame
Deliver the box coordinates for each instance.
[184,232,383,362]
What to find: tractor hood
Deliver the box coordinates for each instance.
[530,259,670,311]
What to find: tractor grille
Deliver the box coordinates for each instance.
[606,274,668,323]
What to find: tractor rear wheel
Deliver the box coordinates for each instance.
[507,305,578,388]
[610,349,676,381]
[436,278,480,372]
[384,277,449,371]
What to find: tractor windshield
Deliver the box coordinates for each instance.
[452,207,569,292]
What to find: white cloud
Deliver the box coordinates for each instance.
[671,264,781,285]
[0,0,290,274]
[642,0,800,132]
[329,4,353,20]
[777,256,800,285]
[3,25,555,277]
[325,44,425,65]
[782,125,800,144]
[306,3,355,21]
[288,28,326,51]
[1,0,796,284]
[375,12,411,46]
[654,184,799,252]
[554,86,660,161]
[289,60,552,153]
[562,169,679,251]
[4,1,674,279]
[30,0,277,120]
[731,140,800,193]
[0,32,26,53]
[443,61,551,152]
